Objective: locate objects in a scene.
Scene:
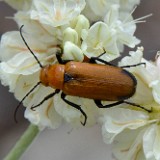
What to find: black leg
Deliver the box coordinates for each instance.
[56,52,73,64]
[61,92,87,126]
[89,57,115,66]
[123,100,151,112]
[89,49,146,68]
[31,89,60,110]
[94,100,124,108]
[56,52,62,64]
[94,99,151,112]
[97,50,106,58]
[120,62,146,69]
[89,50,115,66]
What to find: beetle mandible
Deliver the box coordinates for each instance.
[15,25,150,126]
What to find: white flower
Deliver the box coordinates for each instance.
[101,108,150,144]
[0,0,99,128]
[3,1,159,159]
[70,14,90,43]
[83,3,141,57]
[104,5,140,51]
[0,68,18,92]
[119,48,160,103]
[0,31,57,76]
[151,80,160,104]
[54,95,98,126]
[149,53,160,104]
[63,41,84,62]
[63,27,79,44]
[84,0,119,19]
[24,85,63,130]
[81,22,119,62]
[14,12,65,46]
[0,24,60,128]
[1,0,143,129]
[29,0,86,27]
[101,48,160,160]
[83,0,140,23]
[143,124,160,160]
[112,123,160,160]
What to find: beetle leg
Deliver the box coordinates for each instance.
[94,100,124,108]
[89,56,114,66]
[61,92,87,126]
[56,52,73,64]
[97,50,106,58]
[120,62,146,69]
[56,52,63,64]
[89,53,116,66]
[89,49,115,66]
[123,100,151,112]
[31,89,60,110]
[94,100,151,112]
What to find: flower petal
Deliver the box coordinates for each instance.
[101,108,149,143]
[63,41,84,62]
[86,0,119,17]
[150,80,160,104]
[13,72,39,102]
[30,0,86,27]
[54,94,98,126]
[0,52,42,75]
[0,65,19,92]
[113,128,146,160]
[24,86,62,129]
[15,11,63,45]
[82,22,119,61]
[0,31,25,61]
[143,124,160,160]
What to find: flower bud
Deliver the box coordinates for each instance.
[71,15,90,36]
[63,41,84,62]
[63,27,78,44]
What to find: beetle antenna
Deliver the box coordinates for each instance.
[20,25,43,68]
[14,81,41,123]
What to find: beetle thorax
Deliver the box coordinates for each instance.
[40,64,65,89]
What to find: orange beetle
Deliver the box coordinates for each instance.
[40,61,136,101]
[15,25,150,125]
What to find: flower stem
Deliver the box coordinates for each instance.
[4,124,40,160]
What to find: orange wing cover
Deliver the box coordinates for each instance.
[63,62,136,101]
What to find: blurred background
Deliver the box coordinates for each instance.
[0,0,160,159]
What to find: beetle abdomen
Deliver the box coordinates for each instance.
[63,61,136,101]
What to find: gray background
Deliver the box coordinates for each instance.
[0,1,160,159]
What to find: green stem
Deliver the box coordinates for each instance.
[4,124,40,160]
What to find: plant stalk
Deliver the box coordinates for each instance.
[4,124,40,160]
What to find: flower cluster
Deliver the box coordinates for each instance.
[1,0,159,160]
[101,47,160,160]
[1,0,140,128]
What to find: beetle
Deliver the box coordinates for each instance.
[15,25,150,125]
